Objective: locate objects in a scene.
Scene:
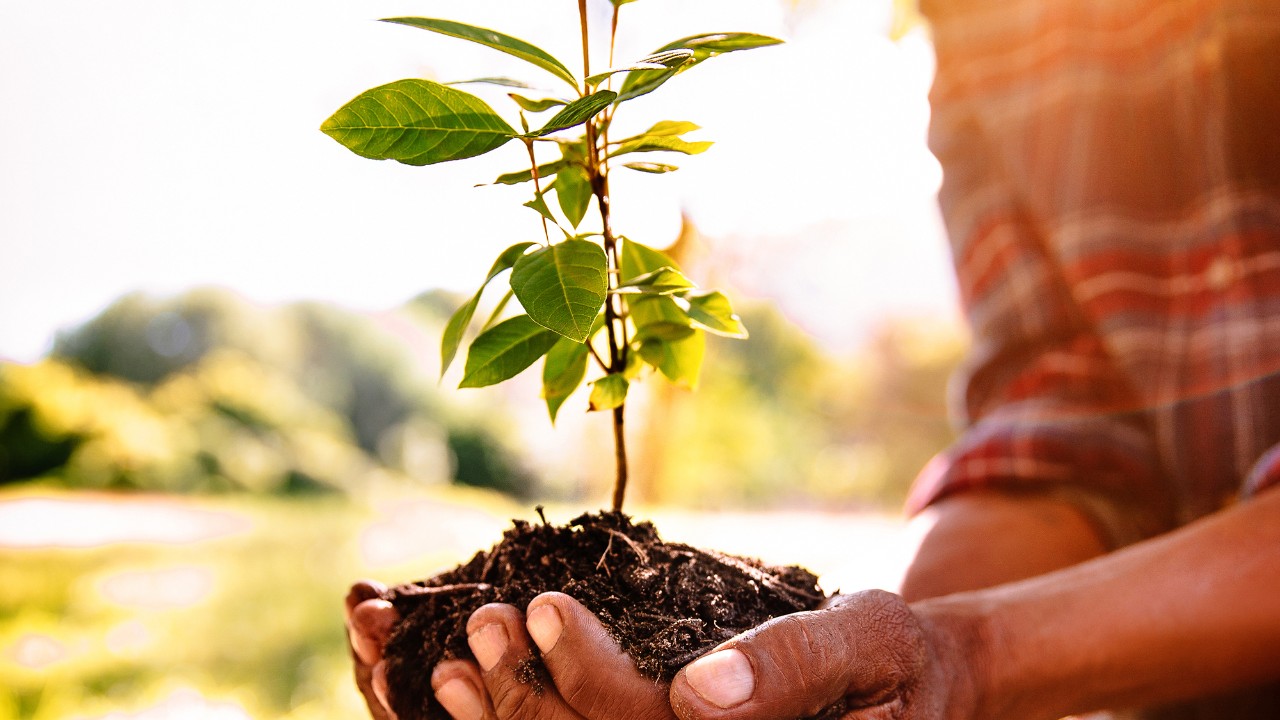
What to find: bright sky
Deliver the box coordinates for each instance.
[0,0,957,362]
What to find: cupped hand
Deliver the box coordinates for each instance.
[667,589,977,720]
[431,592,677,720]
[346,580,401,720]
[345,581,677,720]
[349,585,974,720]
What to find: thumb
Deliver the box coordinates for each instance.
[528,592,675,719]
[668,590,923,720]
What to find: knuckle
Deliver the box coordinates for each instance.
[550,665,598,710]
[491,677,540,720]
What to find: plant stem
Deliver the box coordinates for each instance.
[610,406,629,511]
[580,0,629,512]
[523,138,551,245]
[577,0,591,85]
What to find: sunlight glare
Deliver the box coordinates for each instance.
[0,496,251,548]
[98,565,216,610]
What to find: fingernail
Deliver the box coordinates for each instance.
[684,649,755,708]
[435,677,484,720]
[526,603,563,654]
[352,600,397,665]
[468,623,509,672]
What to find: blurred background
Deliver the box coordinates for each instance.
[0,0,965,717]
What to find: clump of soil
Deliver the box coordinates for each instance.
[380,510,840,720]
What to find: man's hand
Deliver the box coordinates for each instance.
[346,580,400,720]
[347,584,978,720]
[345,584,677,720]
[667,590,977,720]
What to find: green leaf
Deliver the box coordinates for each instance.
[524,192,561,227]
[491,160,568,186]
[511,240,608,342]
[628,295,691,331]
[610,0,640,6]
[509,94,568,113]
[633,320,696,341]
[682,290,749,338]
[487,243,538,279]
[679,32,786,53]
[617,32,783,102]
[614,266,695,295]
[609,135,713,158]
[440,243,535,378]
[460,315,559,388]
[639,120,701,137]
[621,239,682,280]
[542,337,590,422]
[588,373,629,411]
[613,65,684,104]
[447,77,534,89]
[382,17,578,90]
[441,296,483,380]
[322,79,516,166]
[584,50,695,87]
[528,90,617,137]
[623,162,679,174]
[554,164,593,228]
[637,328,705,389]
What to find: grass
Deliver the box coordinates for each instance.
[0,486,519,720]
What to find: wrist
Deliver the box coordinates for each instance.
[911,593,1001,720]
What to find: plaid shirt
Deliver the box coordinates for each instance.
[907,0,1280,551]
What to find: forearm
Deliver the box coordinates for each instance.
[901,489,1111,601]
[919,489,1280,719]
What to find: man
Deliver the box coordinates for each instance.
[348,0,1280,717]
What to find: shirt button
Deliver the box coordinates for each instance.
[1206,255,1234,290]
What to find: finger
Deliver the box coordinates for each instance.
[526,593,676,720]
[669,590,920,720]
[372,661,400,720]
[432,659,496,720]
[467,603,584,720]
[346,580,388,622]
[351,599,399,666]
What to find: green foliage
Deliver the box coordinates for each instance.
[441,242,537,379]
[19,290,530,499]
[321,3,782,509]
[615,33,783,102]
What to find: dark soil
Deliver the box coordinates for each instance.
[380,510,846,720]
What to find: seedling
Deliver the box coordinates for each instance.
[322,1,780,511]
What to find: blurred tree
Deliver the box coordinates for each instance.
[53,289,278,384]
[8,289,536,497]
[53,291,439,456]
[283,301,436,454]
[641,305,964,510]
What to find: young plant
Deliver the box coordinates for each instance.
[322,1,779,512]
